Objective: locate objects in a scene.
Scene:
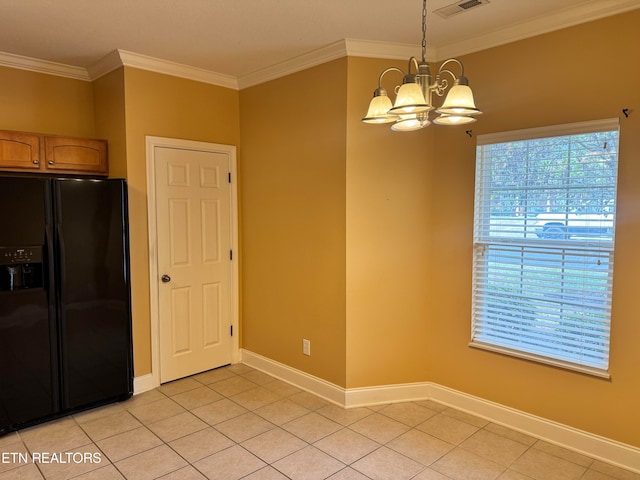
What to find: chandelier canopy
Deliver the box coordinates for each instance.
[361,0,481,131]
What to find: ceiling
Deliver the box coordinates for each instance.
[0,0,638,86]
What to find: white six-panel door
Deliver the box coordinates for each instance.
[148,139,236,384]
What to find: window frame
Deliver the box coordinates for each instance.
[470,118,620,378]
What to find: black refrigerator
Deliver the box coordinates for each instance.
[0,175,133,434]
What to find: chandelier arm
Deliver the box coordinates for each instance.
[436,58,465,79]
[437,69,457,82]
[408,56,421,75]
[434,60,465,96]
[378,67,405,87]
[434,70,455,95]
[431,78,448,97]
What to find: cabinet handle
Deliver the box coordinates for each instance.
[48,160,55,165]
[33,159,39,164]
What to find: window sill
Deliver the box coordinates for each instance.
[468,341,611,380]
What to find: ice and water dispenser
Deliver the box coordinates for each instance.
[0,246,44,291]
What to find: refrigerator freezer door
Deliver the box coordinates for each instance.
[54,178,133,410]
[0,176,57,433]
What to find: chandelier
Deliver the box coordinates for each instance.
[362,0,481,131]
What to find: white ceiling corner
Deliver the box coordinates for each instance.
[85,50,123,81]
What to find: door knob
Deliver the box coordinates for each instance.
[161,274,171,283]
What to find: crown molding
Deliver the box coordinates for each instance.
[109,50,238,89]
[0,51,90,81]
[1,0,638,88]
[86,49,238,89]
[236,40,348,90]
[0,42,416,90]
[85,50,123,80]
[344,38,430,62]
[236,39,433,89]
[435,0,640,60]
[0,49,239,89]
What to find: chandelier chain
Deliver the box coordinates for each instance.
[421,0,427,62]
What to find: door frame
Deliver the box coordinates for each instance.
[145,136,240,389]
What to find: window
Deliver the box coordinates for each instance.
[471,119,619,377]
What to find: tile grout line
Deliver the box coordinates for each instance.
[3,365,637,480]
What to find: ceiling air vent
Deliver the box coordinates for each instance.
[435,0,490,19]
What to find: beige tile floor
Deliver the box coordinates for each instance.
[1,364,638,480]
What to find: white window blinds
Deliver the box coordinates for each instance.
[471,119,619,376]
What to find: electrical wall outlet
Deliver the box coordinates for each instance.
[302,339,311,356]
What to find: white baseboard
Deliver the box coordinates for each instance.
[427,383,640,474]
[240,349,345,406]
[345,382,431,407]
[133,373,156,395]
[240,349,640,474]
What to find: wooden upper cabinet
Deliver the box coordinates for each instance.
[44,136,107,175]
[0,131,42,171]
[0,130,108,176]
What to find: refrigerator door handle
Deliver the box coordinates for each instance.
[55,223,66,301]
[44,224,54,295]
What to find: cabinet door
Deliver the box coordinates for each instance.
[0,131,41,171]
[44,137,108,175]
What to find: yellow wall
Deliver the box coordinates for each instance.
[122,67,241,376]
[0,66,94,136]
[425,11,640,447]
[345,57,433,387]
[92,68,127,178]
[239,59,348,386]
